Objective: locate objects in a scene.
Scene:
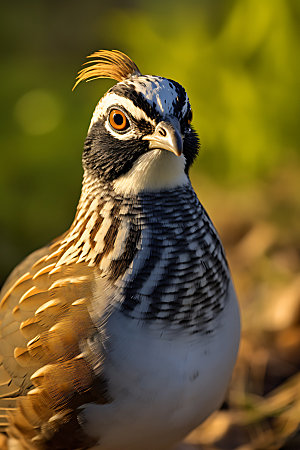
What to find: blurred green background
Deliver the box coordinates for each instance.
[0,0,299,284]
[1,2,300,447]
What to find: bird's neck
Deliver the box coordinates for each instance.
[57,172,229,334]
[56,172,141,268]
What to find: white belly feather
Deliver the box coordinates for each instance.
[79,282,240,450]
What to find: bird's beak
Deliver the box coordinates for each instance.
[142,117,183,157]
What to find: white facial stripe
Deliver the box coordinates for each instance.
[88,76,191,135]
[88,92,155,133]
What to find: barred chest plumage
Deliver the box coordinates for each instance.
[58,177,229,335]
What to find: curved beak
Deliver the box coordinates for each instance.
[142,117,183,157]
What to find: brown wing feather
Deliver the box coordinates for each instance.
[0,238,110,448]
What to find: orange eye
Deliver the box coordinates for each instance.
[109,109,129,131]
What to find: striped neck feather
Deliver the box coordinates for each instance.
[55,176,230,334]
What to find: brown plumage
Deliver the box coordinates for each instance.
[72,49,141,90]
[0,235,111,449]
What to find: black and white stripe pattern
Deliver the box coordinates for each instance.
[57,73,228,335]
[58,176,229,335]
[111,76,190,123]
[117,186,229,335]
[84,74,199,183]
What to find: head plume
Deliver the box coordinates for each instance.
[73,50,141,91]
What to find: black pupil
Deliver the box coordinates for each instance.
[114,113,124,126]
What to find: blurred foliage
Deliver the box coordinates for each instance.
[0,1,299,447]
[0,0,299,283]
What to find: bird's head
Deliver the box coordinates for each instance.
[74,50,199,195]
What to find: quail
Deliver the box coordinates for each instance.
[0,50,240,450]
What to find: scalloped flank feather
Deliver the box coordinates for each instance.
[72,50,141,90]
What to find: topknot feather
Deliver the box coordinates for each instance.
[73,50,141,90]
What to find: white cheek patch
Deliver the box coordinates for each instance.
[88,93,155,133]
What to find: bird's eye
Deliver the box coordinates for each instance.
[109,109,130,131]
[187,109,193,125]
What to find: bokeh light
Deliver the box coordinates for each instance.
[14,89,63,135]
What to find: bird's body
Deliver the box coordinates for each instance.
[0,51,240,449]
[81,284,239,450]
